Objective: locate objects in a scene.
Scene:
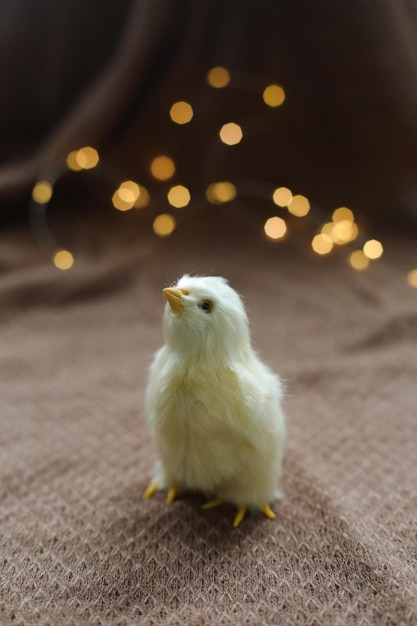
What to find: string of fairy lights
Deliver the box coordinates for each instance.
[29,65,417,288]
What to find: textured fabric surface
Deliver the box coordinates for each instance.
[1,215,416,625]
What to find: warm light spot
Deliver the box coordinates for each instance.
[264,216,287,240]
[150,155,175,180]
[66,151,82,171]
[206,66,230,88]
[112,190,134,211]
[206,181,237,204]
[77,146,99,169]
[321,222,334,237]
[53,249,74,271]
[66,146,99,170]
[32,181,53,204]
[263,84,285,107]
[311,233,333,255]
[120,180,140,200]
[167,185,191,208]
[272,186,292,207]
[331,220,358,245]
[134,185,150,209]
[349,250,369,271]
[363,239,383,260]
[112,180,147,211]
[169,101,194,125]
[407,269,417,288]
[287,194,310,217]
[219,122,243,146]
[332,207,354,223]
[153,213,176,237]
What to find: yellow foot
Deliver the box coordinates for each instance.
[261,504,276,520]
[201,498,223,510]
[166,487,177,504]
[233,506,247,528]
[143,481,159,499]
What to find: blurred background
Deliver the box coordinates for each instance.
[0,0,416,275]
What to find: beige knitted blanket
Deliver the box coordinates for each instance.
[1,214,416,625]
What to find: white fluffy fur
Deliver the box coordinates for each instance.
[145,275,286,509]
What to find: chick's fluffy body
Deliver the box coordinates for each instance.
[145,275,286,509]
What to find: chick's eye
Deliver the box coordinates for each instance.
[198,299,212,313]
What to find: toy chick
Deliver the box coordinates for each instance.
[144,275,286,527]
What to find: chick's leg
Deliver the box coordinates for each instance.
[166,487,177,504]
[233,506,247,528]
[201,498,223,510]
[143,481,159,499]
[261,504,276,520]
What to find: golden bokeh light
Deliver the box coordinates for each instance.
[363,239,383,260]
[66,146,99,171]
[112,180,149,211]
[167,185,191,208]
[349,250,369,271]
[169,101,194,125]
[66,151,82,171]
[153,213,176,237]
[332,207,354,223]
[331,220,358,245]
[53,249,74,271]
[206,181,237,204]
[272,186,292,207]
[407,269,417,288]
[134,185,150,209]
[219,122,243,146]
[262,84,285,107]
[32,181,53,204]
[287,194,310,217]
[206,66,230,88]
[264,216,287,240]
[120,180,140,200]
[112,190,134,211]
[311,233,333,255]
[150,155,175,180]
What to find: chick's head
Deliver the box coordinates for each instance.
[162,275,251,361]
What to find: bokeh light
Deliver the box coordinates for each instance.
[311,233,333,255]
[287,194,310,217]
[112,180,149,211]
[206,181,237,204]
[67,147,99,171]
[32,181,53,204]
[219,122,243,146]
[349,250,369,271]
[169,101,193,125]
[262,84,285,107]
[53,249,74,270]
[134,185,150,209]
[153,214,176,237]
[206,66,230,88]
[407,269,417,288]
[264,216,287,240]
[167,185,191,208]
[363,239,383,260]
[150,156,175,180]
[333,207,354,223]
[272,187,292,207]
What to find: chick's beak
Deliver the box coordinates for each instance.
[163,288,188,314]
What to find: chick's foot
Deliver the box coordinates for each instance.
[166,487,177,504]
[261,504,276,520]
[143,481,159,499]
[201,498,223,510]
[233,506,247,528]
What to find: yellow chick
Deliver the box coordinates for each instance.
[144,275,286,527]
